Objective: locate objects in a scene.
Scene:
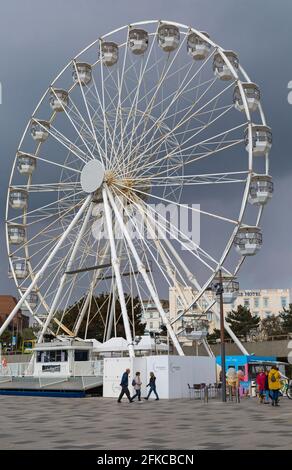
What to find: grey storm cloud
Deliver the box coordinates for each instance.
[0,0,292,298]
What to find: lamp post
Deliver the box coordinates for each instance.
[214,269,227,402]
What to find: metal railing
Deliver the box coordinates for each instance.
[188,383,220,401]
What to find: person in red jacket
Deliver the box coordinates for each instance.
[256,369,266,404]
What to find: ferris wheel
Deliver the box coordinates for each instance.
[2,20,273,357]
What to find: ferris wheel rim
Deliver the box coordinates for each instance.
[5,19,270,342]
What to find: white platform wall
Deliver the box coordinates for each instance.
[103,356,216,399]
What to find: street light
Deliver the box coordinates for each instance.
[212,269,227,402]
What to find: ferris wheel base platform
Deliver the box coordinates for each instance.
[0,375,103,397]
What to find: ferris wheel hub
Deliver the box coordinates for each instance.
[80,159,105,193]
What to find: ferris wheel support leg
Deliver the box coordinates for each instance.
[73,284,93,337]
[106,188,184,356]
[73,242,110,337]
[38,200,93,343]
[0,195,91,339]
[102,189,135,358]
[106,285,116,341]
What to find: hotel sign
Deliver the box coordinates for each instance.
[238,291,261,297]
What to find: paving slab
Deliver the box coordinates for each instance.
[0,395,291,450]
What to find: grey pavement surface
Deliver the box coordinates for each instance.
[0,395,292,450]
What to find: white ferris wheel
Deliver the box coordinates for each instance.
[2,20,273,357]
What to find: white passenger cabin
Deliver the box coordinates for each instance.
[33,339,99,377]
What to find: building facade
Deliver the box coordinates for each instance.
[0,295,29,333]
[168,286,292,334]
[225,288,292,319]
[141,299,169,333]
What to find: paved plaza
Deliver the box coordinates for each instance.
[0,395,292,450]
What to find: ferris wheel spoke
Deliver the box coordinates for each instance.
[72,61,108,167]
[27,153,82,174]
[11,182,81,193]
[124,34,188,165]
[130,84,236,175]
[108,32,130,169]
[50,88,97,161]
[147,170,248,187]
[129,77,233,171]
[138,140,245,182]
[136,121,246,180]
[32,119,88,165]
[112,61,145,164]
[20,205,89,274]
[136,197,217,273]
[90,73,118,167]
[116,181,238,225]
[125,49,216,168]
[112,30,160,165]
[114,184,233,278]
[128,77,220,171]
[7,190,85,225]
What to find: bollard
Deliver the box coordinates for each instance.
[204,385,209,403]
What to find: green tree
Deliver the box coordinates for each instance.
[53,294,145,341]
[21,327,36,340]
[261,315,284,339]
[207,328,231,343]
[279,304,292,333]
[0,330,12,348]
[226,305,260,342]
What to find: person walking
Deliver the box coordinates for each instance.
[268,365,282,406]
[264,369,270,404]
[256,369,266,404]
[144,372,159,400]
[131,371,142,402]
[237,369,245,398]
[117,368,133,403]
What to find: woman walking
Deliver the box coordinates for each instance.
[268,365,282,406]
[144,372,159,400]
[131,371,142,402]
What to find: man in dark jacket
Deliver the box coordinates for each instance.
[117,368,133,403]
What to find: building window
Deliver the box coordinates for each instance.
[36,350,68,363]
[74,350,89,361]
[149,322,153,329]
[150,312,153,319]
[254,298,260,309]
[244,299,250,308]
[281,297,287,308]
[263,297,269,308]
[265,311,272,318]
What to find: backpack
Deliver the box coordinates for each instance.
[132,379,136,386]
[270,373,276,383]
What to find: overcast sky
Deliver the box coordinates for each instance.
[0,0,292,297]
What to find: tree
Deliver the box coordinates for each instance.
[207,328,231,343]
[260,315,284,339]
[21,327,36,340]
[225,305,260,342]
[0,330,12,347]
[53,294,145,341]
[280,304,292,333]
